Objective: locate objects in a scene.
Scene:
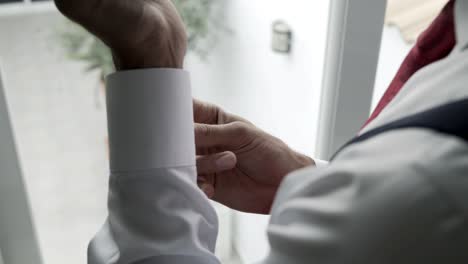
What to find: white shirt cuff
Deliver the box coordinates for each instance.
[106,69,195,172]
[314,159,329,168]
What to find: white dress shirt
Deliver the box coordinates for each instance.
[88,1,468,263]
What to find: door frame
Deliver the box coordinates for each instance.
[316,0,387,159]
[0,68,43,264]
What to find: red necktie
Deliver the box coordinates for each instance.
[363,0,456,128]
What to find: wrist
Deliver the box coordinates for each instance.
[111,35,187,70]
[113,51,184,71]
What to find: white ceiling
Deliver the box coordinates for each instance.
[386,0,449,43]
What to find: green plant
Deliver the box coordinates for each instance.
[59,0,227,82]
[173,0,227,59]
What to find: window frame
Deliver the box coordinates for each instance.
[316,0,387,159]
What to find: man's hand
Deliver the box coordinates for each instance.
[55,0,187,69]
[194,100,315,214]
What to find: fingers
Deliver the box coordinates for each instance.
[197,151,237,175]
[194,99,254,127]
[197,151,236,199]
[197,181,215,199]
[195,122,253,151]
[193,99,221,124]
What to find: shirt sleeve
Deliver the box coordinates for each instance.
[87,69,220,264]
[262,129,468,264]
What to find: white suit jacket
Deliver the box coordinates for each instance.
[88,1,468,263]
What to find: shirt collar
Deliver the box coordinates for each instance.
[455,0,468,49]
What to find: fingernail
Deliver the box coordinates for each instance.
[198,176,207,183]
[216,153,236,171]
[200,184,214,198]
[201,184,210,194]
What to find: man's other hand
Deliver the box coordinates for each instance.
[54,0,187,69]
[194,100,315,214]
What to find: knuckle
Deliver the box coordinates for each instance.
[207,103,221,123]
[196,156,216,173]
[197,124,212,138]
[196,156,207,166]
[232,121,250,136]
[205,102,221,122]
[194,100,231,125]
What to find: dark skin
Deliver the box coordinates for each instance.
[54,0,187,69]
[194,100,315,214]
[55,0,316,215]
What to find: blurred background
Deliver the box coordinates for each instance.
[0,0,446,263]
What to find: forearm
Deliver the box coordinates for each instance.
[88,69,219,264]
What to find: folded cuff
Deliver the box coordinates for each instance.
[106,69,195,172]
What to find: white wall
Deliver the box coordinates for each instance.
[188,0,329,157]
[185,1,331,262]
